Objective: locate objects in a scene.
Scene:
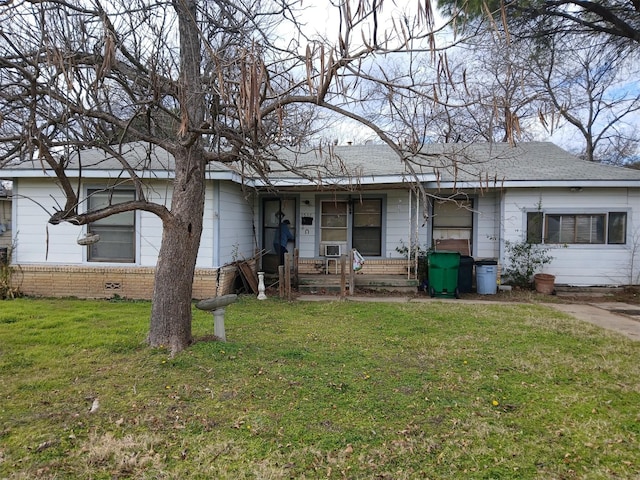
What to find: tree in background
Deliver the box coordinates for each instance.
[533,34,640,162]
[435,0,640,162]
[438,0,640,45]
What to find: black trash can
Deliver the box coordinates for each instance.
[457,255,474,293]
[417,254,428,291]
[0,247,7,265]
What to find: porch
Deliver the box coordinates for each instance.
[265,252,422,295]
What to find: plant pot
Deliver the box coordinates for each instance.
[534,273,555,295]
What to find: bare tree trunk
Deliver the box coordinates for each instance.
[146,0,206,355]
[147,146,206,354]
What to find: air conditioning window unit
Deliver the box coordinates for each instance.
[324,244,341,257]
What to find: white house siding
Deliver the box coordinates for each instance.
[13,179,85,264]
[215,181,255,266]
[137,180,169,266]
[385,190,418,258]
[474,192,500,260]
[13,178,256,269]
[502,187,640,286]
[298,193,316,258]
[13,178,179,267]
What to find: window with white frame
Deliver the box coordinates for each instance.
[87,189,136,262]
[527,211,627,245]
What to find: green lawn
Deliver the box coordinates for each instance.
[0,296,638,479]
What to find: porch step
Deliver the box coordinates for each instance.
[297,274,419,294]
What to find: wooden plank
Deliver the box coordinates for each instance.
[434,238,470,256]
[238,261,259,294]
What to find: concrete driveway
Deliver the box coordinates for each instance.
[547,302,640,341]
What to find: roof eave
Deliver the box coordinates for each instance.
[5,169,243,183]
[427,179,640,189]
[255,173,437,188]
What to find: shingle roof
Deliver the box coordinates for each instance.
[267,142,640,186]
[4,141,640,187]
[2,142,234,179]
[416,142,640,183]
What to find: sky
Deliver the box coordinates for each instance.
[292,1,640,161]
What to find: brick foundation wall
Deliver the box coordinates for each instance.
[11,264,238,300]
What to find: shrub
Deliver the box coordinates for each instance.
[503,240,553,288]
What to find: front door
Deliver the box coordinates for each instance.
[262,198,296,274]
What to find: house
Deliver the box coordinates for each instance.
[258,142,640,288]
[3,141,640,299]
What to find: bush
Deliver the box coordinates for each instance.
[503,240,553,288]
[0,244,20,299]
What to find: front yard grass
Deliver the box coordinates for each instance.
[0,296,638,479]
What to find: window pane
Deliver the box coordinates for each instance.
[321,230,348,242]
[433,200,473,228]
[321,214,347,228]
[559,215,575,243]
[547,214,607,244]
[608,212,627,244]
[87,189,135,262]
[545,215,561,243]
[353,228,381,256]
[321,201,348,243]
[353,199,382,256]
[592,215,605,243]
[323,202,347,215]
[353,199,381,227]
[526,212,543,243]
[89,225,135,262]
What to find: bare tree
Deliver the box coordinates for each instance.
[0,0,444,353]
[428,30,545,144]
[534,34,640,162]
[435,1,640,163]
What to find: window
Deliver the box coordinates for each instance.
[352,199,382,256]
[527,211,626,245]
[319,198,383,256]
[432,199,473,243]
[320,201,348,243]
[87,189,135,262]
[608,212,627,244]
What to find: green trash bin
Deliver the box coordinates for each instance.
[427,251,461,298]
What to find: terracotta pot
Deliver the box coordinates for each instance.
[534,273,555,294]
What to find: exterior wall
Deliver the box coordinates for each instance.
[474,191,500,259]
[298,193,316,257]
[216,181,256,265]
[10,177,256,298]
[385,190,419,258]
[12,177,256,268]
[12,178,169,265]
[11,264,237,300]
[502,187,640,286]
